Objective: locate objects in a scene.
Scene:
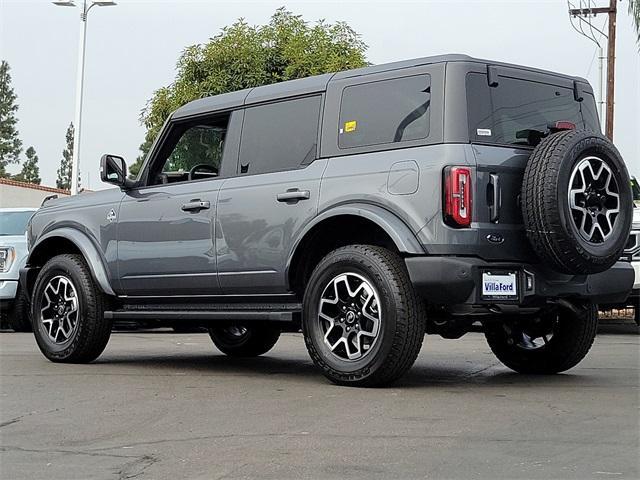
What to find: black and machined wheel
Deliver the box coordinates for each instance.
[208,325,281,357]
[31,254,112,363]
[522,130,633,274]
[483,301,598,374]
[7,288,32,332]
[302,245,426,387]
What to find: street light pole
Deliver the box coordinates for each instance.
[53,0,116,194]
[70,1,89,195]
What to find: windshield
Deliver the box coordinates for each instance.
[0,211,35,236]
[466,73,600,147]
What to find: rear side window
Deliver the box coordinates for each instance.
[338,75,431,149]
[239,96,321,175]
[467,73,599,146]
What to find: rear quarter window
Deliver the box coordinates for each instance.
[466,73,599,146]
[338,75,431,149]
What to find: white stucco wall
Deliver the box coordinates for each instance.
[0,182,69,208]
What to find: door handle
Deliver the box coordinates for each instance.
[181,200,210,212]
[276,189,310,203]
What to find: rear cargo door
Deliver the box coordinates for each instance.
[465,68,600,261]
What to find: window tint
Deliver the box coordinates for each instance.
[149,114,229,185]
[467,73,600,146]
[338,75,431,149]
[239,96,321,175]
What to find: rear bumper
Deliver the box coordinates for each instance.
[405,257,634,305]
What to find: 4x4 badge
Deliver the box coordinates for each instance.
[106,209,117,223]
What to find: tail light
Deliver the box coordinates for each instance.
[444,166,472,228]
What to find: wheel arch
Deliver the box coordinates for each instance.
[286,203,424,295]
[26,228,116,297]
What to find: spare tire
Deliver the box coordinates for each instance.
[522,129,632,274]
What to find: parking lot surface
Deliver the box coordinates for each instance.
[1,330,638,480]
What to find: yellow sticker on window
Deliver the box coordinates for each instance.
[344,120,357,133]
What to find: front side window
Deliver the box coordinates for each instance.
[467,73,600,146]
[239,96,321,175]
[148,114,229,185]
[338,75,431,149]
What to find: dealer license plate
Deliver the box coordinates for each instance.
[482,271,518,300]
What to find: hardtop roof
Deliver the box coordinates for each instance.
[172,54,590,119]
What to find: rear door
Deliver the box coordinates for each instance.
[216,95,326,294]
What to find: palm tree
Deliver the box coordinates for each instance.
[631,0,640,46]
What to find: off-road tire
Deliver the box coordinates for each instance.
[208,325,281,357]
[484,301,598,374]
[8,288,32,332]
[32,254,112,363]
[302,245,426,387]
[522,130,632,274]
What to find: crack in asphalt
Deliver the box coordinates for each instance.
[0,444,140,459]
[115,454,157,480]
[0,408,62,429]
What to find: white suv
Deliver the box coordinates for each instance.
[0,208,37,331]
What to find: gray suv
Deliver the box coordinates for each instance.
[21,55,634,386]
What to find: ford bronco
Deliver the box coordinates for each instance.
[21,55,634,386]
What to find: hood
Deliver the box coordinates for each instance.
[40,187,123,210]
[0,234,28,247]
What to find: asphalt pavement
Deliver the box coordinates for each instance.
[1,330,638,480]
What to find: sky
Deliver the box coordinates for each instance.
[0,0,639,190]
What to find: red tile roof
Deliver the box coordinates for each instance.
[0,177,70,195]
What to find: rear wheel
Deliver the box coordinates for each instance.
[31,254,112,363]
[302,245,426,387]
[483,301,598,374]
[208,325,280,357]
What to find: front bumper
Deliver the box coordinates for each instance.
[632,261,640,290]
[405,257,634,305]
[0,280,19,301]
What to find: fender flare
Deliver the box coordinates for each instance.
[286,203,425,279]
[28,227,116,296]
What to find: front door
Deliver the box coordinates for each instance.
[216,95,325,294]
[116,112,236,297]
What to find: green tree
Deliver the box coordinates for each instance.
[0,60,22,178]
[630,0,640,46]
[14,146,41,184]
[130,8,368,177]
[57,123,74,190]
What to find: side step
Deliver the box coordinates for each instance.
[104,302,302,323]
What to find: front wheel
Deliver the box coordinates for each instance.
[483,301,598,374]
[302,245,426,387]
[31,254,112,363]
[208,325,280,357]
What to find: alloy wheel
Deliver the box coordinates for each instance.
[568,156,620,243]
[318,272,381,361]
[39,275,79,344]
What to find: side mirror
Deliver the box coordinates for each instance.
[100,154,133,189]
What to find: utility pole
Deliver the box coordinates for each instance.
[568,0,618,140]
[605,0,617,140]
